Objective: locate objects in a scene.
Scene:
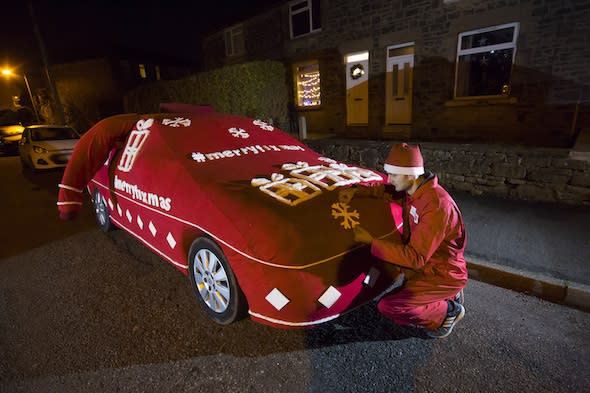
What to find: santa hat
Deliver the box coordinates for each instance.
[383,143,424,176]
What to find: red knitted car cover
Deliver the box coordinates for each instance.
[57,110,406,327]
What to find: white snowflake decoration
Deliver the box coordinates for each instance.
[229,127,250,139]
[162,117,191,127]
[331,202,360,229]
[253,119,274,131]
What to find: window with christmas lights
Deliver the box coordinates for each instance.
[294,63,321,107]
[289,0,321,39]
[455,22,519,98]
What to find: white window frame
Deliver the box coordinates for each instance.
[454,22,519,98]
[224,24,245,57]
[289,0,321,39]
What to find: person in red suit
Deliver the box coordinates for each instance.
[351,143,467,338]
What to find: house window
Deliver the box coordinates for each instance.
[138,64,147,79]
[289,0,321,39]
[224,25,245,57]
[455,22,519,98]
[155,65,161,80]
[294,62,321,107]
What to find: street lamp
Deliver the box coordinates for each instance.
[1,68,41,123]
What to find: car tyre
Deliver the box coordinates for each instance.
[188,237,247,325]
[93,189,115,232]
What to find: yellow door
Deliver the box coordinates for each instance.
[386,49,414,124]
[346,51,369,125]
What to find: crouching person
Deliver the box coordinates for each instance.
[352,142,468,338]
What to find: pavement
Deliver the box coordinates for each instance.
[450,190,590,313]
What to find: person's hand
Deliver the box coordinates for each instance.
[353,225,373,244]
[339,188,356,205]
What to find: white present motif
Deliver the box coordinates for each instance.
[229,127,250,139]
[318,157,338,164]
[291,165,361,190]
[329,163,383,183]
[255,177,322,206]
[118,119,154,172]
[331,202,360,229]
[253,119,274,131]
[281,162,309,171]
[162,117,191,127]
[136,118,154,131]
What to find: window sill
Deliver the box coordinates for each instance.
[444,96,518,107]
[296,105,322,112]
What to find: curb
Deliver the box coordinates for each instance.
[466,256,590,313]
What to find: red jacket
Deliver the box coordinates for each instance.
[371,175,468,284]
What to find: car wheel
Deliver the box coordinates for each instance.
[93,189,115,232]
[188,237,247,325]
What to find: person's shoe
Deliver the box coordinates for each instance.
[454,289,464,305]
[425,301,465,339]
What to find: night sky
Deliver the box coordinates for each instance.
[1,0,285,71]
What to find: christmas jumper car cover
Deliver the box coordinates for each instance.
[57,109,405,328]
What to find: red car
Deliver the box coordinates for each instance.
[68,111,403,328]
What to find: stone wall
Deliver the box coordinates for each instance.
[305,139,590,205]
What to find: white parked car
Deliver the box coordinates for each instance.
[18,125,80,170]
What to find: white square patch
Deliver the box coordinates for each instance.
[166,232,176,249]
[149,221,157,237]
[318,286,342,308]
[265,288,290,310]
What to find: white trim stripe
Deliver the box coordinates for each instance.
[56,201,83,206]
[58,184,83,193]
[384,163,424,176]
[248,310,340,327]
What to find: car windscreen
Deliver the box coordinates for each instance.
[30,127,79,141]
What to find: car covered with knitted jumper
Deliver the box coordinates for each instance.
[57,109,403,328]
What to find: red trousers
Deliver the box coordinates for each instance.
[377,274,463,330]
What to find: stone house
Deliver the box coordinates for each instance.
[201,0,589,148]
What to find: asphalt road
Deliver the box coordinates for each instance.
[1,155,589,393]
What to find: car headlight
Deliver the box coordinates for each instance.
[33,145,47,154]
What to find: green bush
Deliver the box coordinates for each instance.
[125,60,289,130]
